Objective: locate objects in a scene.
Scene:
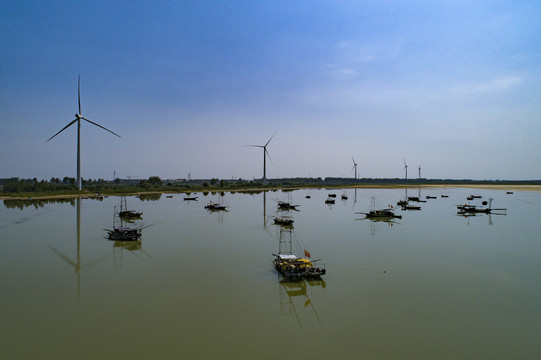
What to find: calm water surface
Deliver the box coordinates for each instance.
[1,188,541,359]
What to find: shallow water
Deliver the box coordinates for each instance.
[1,188,540,359]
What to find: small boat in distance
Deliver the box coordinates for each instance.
[205,202,228,211]
[325,198,335,204]
[278,201,299,210]
[328,194,337,198]
[184,196,198,201]
[457,198,506,214]
[118,196,142,219]
[273,216,294,226]
[357,197,402,219]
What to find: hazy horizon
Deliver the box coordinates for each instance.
[2,1,540,181]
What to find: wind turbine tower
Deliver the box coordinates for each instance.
[403,159,408,180]
[351,156,358,180]
[245,130,277,186]
[418,165,422,179]
[47,76,121,190]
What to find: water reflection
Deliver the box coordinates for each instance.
[278,278,326,327]
[112,240,152,268]
[4,197,76,210]
[48,198,108,305]
[137,193,162,201]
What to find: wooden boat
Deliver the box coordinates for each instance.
[278,201,299,210]
[273,216,294,226]
[328,194,337,198]
[205,202,227,211]
[118,209,142,218]
[184,196,198,201]
[426,196,437,199]
[441,195,449,198]
[358,197,402,219]
[397,199,408,206]
[325,198,335,204]
[273,254,326,281]
[118,197,142,219]
[402,204,421,210]
[106,226,142,241]
[457,198,506,214]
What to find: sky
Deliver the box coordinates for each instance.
[1,0,540,181]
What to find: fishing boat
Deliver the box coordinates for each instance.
[402,204,421,210]
[397,199,408,206]
[328,194,337,198]
[278,201,299,210]
[341,193,348,200]
[184,196,198,201]
[273,216,294,226]
[457,198,506,214]
[357,197,402,219]
[205,202,228,211]
[105,225,143,241]
[325,198,335,204]
[117,196,142,219]
[273,255,326,281]
[272,227,326,281]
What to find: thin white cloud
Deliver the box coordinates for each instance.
[451,76,522,95]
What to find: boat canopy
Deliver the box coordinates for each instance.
[278,254,298,260]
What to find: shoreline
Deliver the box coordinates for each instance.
[2,184,540,201]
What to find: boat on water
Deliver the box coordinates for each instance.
[205,202,228,211]
[397,199,408,206]
[358,197,402,219]
[457,198,506,214]
[325,198,335,204]
[117,196,142,219]
[426,196,437,199]
[402,204,421,210]
[106,226,143,241]
[273,254,326,281]
[328,194,337,198]
[273,216,294,226]
[277,201,299,210]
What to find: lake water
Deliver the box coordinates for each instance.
[1,187,541,359]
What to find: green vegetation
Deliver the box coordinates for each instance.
[2,176,540,199]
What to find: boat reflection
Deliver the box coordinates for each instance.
[112,240,152,268]
[279,278,326,327]
[457,212,502,226]
[357,216,400,236]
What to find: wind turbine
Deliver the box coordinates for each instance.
[47,75,121,190]
[351,156,358,180]
[403,159,408,180]
[418,165,422,179]
[245,130,277,186]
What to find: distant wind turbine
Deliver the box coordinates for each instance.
[47,75,121,190]
[245,130,277,186]
[351,156,358,180]
[418,165,422,179]
[403,159,408,180]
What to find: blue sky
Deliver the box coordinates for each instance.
[1,1,540,181]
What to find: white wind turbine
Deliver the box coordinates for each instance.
[47,76,121,190]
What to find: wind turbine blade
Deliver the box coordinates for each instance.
[351,155,356,165]
[47,118,78,141]
[403,158,407,167]
[81,117,122,138]
[265,129,277,147]
[244,144,264,148]
[265,148,273,163]
[78,75,81,115]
